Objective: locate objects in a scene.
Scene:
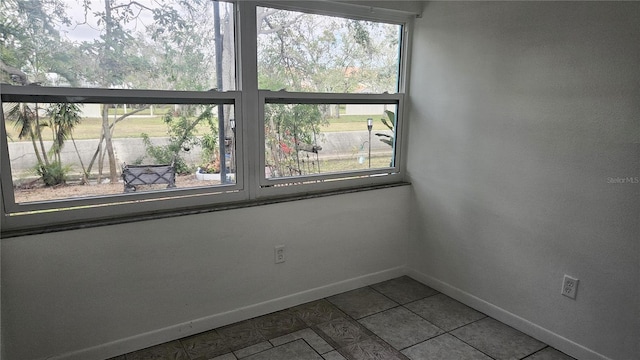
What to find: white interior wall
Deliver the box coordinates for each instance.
[0,207,2,359]
[1,186,410,360]
[3,2,640,360]
[407,2,639,360]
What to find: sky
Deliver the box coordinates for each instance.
[57,0,171,42]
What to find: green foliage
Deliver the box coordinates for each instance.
[257,9,400,94]
[3,2,394,183]
[265,104,327,176]
[8,102,35,139]
[46,103,82,160]
[36,161,69,186]
[141,105,217,174]
[375,110,396,147]
[7,101,82,182]
[0,0,80,85]
[199,133,218,169]
[141,133,190,174]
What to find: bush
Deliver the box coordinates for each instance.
[36,161,68,186]
[141,134,192,174]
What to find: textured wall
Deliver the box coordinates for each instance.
[407,2,639,360]
[1,186,410,360]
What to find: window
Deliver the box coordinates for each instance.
[257,6,401,93]
[0,1,410,233]
[259,92,402,194]
[255,6,404,195]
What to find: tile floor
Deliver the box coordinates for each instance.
[108,276,576,360]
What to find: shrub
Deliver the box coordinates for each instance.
[36,161,69,186]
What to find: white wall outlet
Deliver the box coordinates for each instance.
[274,245,285,264]
[561,274,579,299]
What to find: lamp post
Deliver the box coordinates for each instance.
[367,118,373,168]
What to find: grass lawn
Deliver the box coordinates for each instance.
[316,155,393,173]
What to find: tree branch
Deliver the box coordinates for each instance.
[110,1,153,12]
[113,105,150,126]
[0,60,29,85]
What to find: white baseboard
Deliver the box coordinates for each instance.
[407,269,612,360]
[49,266,407,360]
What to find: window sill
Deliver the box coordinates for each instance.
[1,182,410,239]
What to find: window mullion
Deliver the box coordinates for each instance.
[238,2,260,200]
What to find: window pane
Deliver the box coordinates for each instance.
[257,7,401,93]
[1,1,235,91]
[4,101,236,204]
[264,103,396,179]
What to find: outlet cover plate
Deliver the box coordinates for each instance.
[562,275,579,299]
[275,245,285,264]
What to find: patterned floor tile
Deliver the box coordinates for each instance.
[234,341,272,358]
[180,330,231,360]
[338,337,409,360]
[323,350,347,360]
[371,276,439,304]
[210,354,238,360]
[524,347,577,360]
[405,294,486,331]
[217,319,266,351]
[125,340,189,360]
[359,307,443,349]
[270,328,334,354]
[243,339,323,360]
[401,333,492,360]
[253,309,308,339]
[119,282,557,360]
[327,287,398,319]
[314,317,373,349]
[451,317,546,360]
[291,299,348,326]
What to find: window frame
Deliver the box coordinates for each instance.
[257,90,404,197]
[0,0,414,234]
[0,85,246,229]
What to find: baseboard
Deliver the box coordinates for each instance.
[48,266,407,360]
[407,269,613,360]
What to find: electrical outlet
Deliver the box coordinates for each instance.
[561,275,579,299]
[274,245,285,264]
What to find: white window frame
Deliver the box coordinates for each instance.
[257,91,404,198]
[251,1,411,198]
[0,0,414,234]
[0,86,246,230]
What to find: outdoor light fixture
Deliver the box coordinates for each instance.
[367,118,373,168]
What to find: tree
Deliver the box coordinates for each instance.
[265,104,325,177]
[47,103,82,163]
[75,0,158,182]
[74,0,231,182]
[7,103,44,166]
[141,105,217,175]
[257,8,400,175]
[46,103,89,182]
[0,0,80,85]
[6,101,82,186]
[257,9,399,94]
